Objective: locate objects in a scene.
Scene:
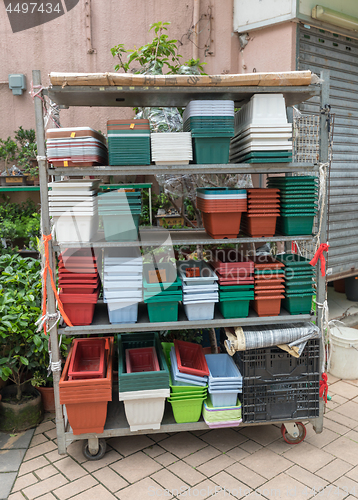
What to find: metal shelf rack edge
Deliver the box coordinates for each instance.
[33,70,329,456]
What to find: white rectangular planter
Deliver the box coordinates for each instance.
[119,389,170,432]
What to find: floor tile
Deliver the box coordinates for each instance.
[82,450,123,473]
[183,446,221,468]
[0,473,17,500]
[62,441,87,464]
[200,428,247,452]
[108,435,154,457]
[115,477,173,500]
[265,439,293,455]
[18,456,49,476]
[334,401,358,422]
[11,472,38,493]
[35,464,58,480]
[283,441,334,473]
[331,394,349,406]
[332,476,358,499]
[176,479,219,499]
[255,472,316,500]
[238,425,282,446]
[63,483,117,500]
[31,494,57,500]
[322,436,358,466]
[345,463,358,482]
[225,462,266,489]
[316,458,353,483]
[211,470,252,498]
[0,449,26,472]
[110,451,162,483]
[44,428,58,440]
[29,433,48,447]
[34,421,56,435]
[146,433,170,442]
[239,440,263,454]
[168,460,206,486]
[143,444,166,458]
[241,448,293,480]
[8,492,28,500]
[151,469,189,493]
[329,381,358,400]
[327,373,341,384]
[92,467,129,492]
[45,449,67,463]
[345,429,358,443]
[285,464,328,490]
[196,454,235,477]
[323,410,358,430]
[154,452,178,467]
[159,433,207,459]
[23,440,57,461]
[21,473,68,500]
[323,418,352,435]
[0,429,34,450]
[54,456,87,480]
[225,446,250,462]
[304,425,341,448]
[53,475,98,500]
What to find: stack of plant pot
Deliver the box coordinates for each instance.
[143,262,182,322]
[183,100,235,164]
[49,180,100,243]
[103,248,143,324]
[117,332,170,431]
[196,187,247,239]
[107,119,150,166]
[249,255,285,317]
[241,188,280,237]
[229,93,292,163]
[46,127,108,167]
[267,176,318,235]
[161,342,208,424]
[210,249,254,318]
[178,260,219,320]
[98,188,141,242]
[59,337,113,435]
[276,253,316,314]
[58,248,100,325]
[150,132,193,165]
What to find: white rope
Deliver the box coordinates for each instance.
[316,298,329,373]
[36,155,47,162]
[51,361,62,372]
[315,162,329,251]
[35,311,61,333]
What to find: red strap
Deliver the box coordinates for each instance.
[42,234,73,334]
[319,373,328,403]
[310,243,329,277]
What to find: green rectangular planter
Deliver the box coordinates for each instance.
[277,215,314,236]
[146,300,180,322]
[193,137,231,164]
[102,214,140,242]
[282,294,314,314]
[218,298,251,318]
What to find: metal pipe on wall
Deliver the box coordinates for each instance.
[193,0,200,60]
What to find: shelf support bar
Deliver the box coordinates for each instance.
[33,70,67,455]
[313,69,330,435]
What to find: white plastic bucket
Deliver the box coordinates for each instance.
[329,325,358,379]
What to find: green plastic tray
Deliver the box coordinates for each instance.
[143,263,181,292]
[276,254,313,267]
[219,285,254,291]
[193,137,231,164]
[282,294,314,314]
[218,298,251,318]
[118,333,170,392]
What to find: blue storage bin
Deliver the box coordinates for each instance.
[205,353,242,383]
[208,389,240,407]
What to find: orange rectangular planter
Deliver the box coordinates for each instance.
[252,296,283,317]
[202,212,242,239]
[65,401,108,435]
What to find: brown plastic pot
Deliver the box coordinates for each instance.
[202,212,242,239]
[252,296,283,317]
[241,214,278,237]
[247,188,280,197]
[249,256,285,269]
[35,386,55,413]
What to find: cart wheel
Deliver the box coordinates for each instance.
[281,422,306,444]
[82,439,106,460]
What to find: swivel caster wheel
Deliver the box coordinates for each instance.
[82,438,106,460]
[281,422,306,444]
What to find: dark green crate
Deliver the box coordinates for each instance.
[218,298,251,318]
[147,301,180,322]
[282,294,314,314]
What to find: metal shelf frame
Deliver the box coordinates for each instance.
[33,70,329,456]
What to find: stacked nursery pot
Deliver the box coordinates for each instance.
[276,253,316,314]
[183,100,235,164]
[58,248,100,326]
[150,132,193,165]
[166,341,208,423]
[267,176,318,236]
[210,249,254,318]
[103,248,143,324]
[241,188,280,237]
[143,263,182,322]
[59,337,113,435]
[249,255,285,317]
[196,187,247,239]
[46,127,108,167]
[117,332,170,431]
[178,260,219,321]
[98,188,141,242]
[107,119,150,165]
[229,93,292,163]
[49,180,100,243]
[203,353,243,428]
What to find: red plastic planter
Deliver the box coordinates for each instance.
[69,338,106,380]
[125,347,160,373]
[252,295,283,317]
[174,340,209,377]
[59,289,99,326]
[202,212,242,239]
[241,214,278,237]
[60,281,100,294]
[210,249,254,273]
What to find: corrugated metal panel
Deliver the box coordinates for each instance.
[298,25,358,279]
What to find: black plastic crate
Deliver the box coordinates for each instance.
[242,374,320,423]
[234,339,320,382]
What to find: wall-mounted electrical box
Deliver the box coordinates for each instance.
[8,74,26,95]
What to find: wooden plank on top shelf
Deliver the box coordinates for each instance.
[48,163,318,177]
[45,85,320,108]
[59,301,315,335]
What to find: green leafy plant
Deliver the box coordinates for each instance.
[0,254,42,400]
[160,329,203,344]
[0,137,19,175]
[0,197,40,249]
[15,127,38,176]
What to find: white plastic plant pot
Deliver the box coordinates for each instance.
[119,389,170,432]
[234,94,288,133]
[49,180,101,191]
[53,214,98,243]
[183,301,216,321]
[106,301,139,324]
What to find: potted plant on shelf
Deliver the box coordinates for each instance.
[0,137,24,185]
[0,253,44,432]
[15,127,38,185]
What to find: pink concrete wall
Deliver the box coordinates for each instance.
[0,0,239,142]
[237,22,297,73]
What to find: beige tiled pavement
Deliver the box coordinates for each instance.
[7,377,358,500]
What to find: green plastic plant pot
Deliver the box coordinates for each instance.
[168,397,205,423]
[147,301,180,323]
[277,215,314,236]
[193,137,231,164]
[282,294,313,314]
[218,299,250,318]
[102,214,140,242]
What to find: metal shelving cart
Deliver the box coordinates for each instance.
[32,69,329,459]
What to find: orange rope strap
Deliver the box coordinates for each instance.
[42,234,73,334]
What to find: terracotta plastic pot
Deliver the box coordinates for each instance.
[249,255,285,269]
[241,214,278,237]
[252,295,283,317]
[202,212,242,239]
[36,386,55,413]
